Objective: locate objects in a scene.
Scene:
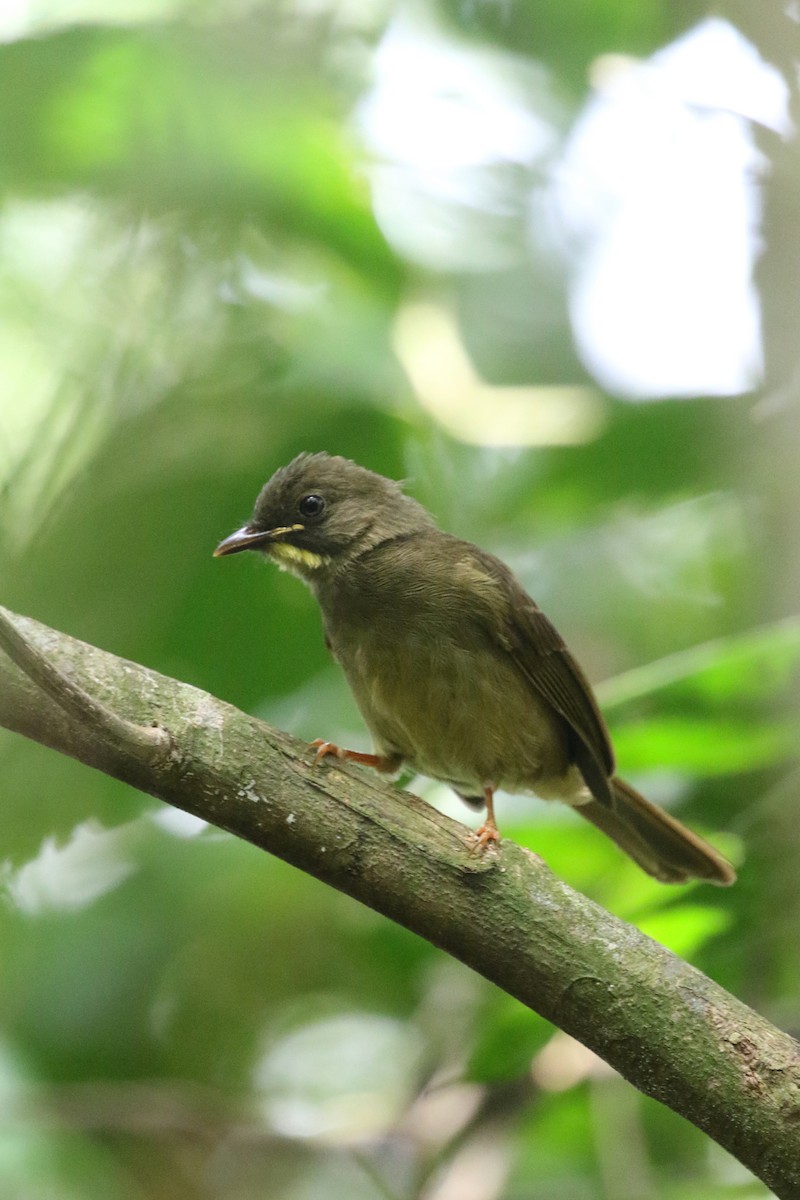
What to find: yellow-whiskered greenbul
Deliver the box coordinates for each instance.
[214,452,735,886]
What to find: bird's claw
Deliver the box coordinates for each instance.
[469,823,501,855]
[309,738,343,765]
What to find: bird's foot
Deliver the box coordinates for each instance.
[470,821,501,854]
[310,738,346,765]
[468,783,501,853]
[309,739,400,773]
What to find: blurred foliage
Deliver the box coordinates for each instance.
[0,0,797,1197]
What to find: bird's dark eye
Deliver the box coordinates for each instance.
[298,493,325,519]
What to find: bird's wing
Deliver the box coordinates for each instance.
[456,545,616,808]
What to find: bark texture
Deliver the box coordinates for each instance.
[1,607,799,1196]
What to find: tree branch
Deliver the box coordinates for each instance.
[1,608,799,1197]
[0,605,170,762]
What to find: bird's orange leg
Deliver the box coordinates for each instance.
[472,784,501,851]
[310,739,402,773]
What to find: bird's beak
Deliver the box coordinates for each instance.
[212,523,303,557]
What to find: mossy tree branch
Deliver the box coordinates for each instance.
[1,606,799,1197]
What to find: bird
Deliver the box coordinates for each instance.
[213,452,735,886]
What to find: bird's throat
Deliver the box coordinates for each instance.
[270,542,331,572]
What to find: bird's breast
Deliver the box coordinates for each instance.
[324,606,570,796]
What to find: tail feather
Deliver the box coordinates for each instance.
[576,777,736,886]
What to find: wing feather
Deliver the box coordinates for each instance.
[458,545,616,807]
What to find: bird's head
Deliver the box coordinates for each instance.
[213,452,434,580]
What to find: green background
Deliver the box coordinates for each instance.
[0,1,798,1197]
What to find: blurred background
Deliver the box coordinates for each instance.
[0,0,798,1196]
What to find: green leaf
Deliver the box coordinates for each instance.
[467,1000,551,1084]
[612,715,796,775]
[636,904,732,958]
[0,25,400,292]
[598,618,800,709]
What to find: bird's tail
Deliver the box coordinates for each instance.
[576,776,736,886]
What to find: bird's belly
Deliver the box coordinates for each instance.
[338,632,571,796]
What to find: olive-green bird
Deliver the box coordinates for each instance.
[214,452,735,886]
